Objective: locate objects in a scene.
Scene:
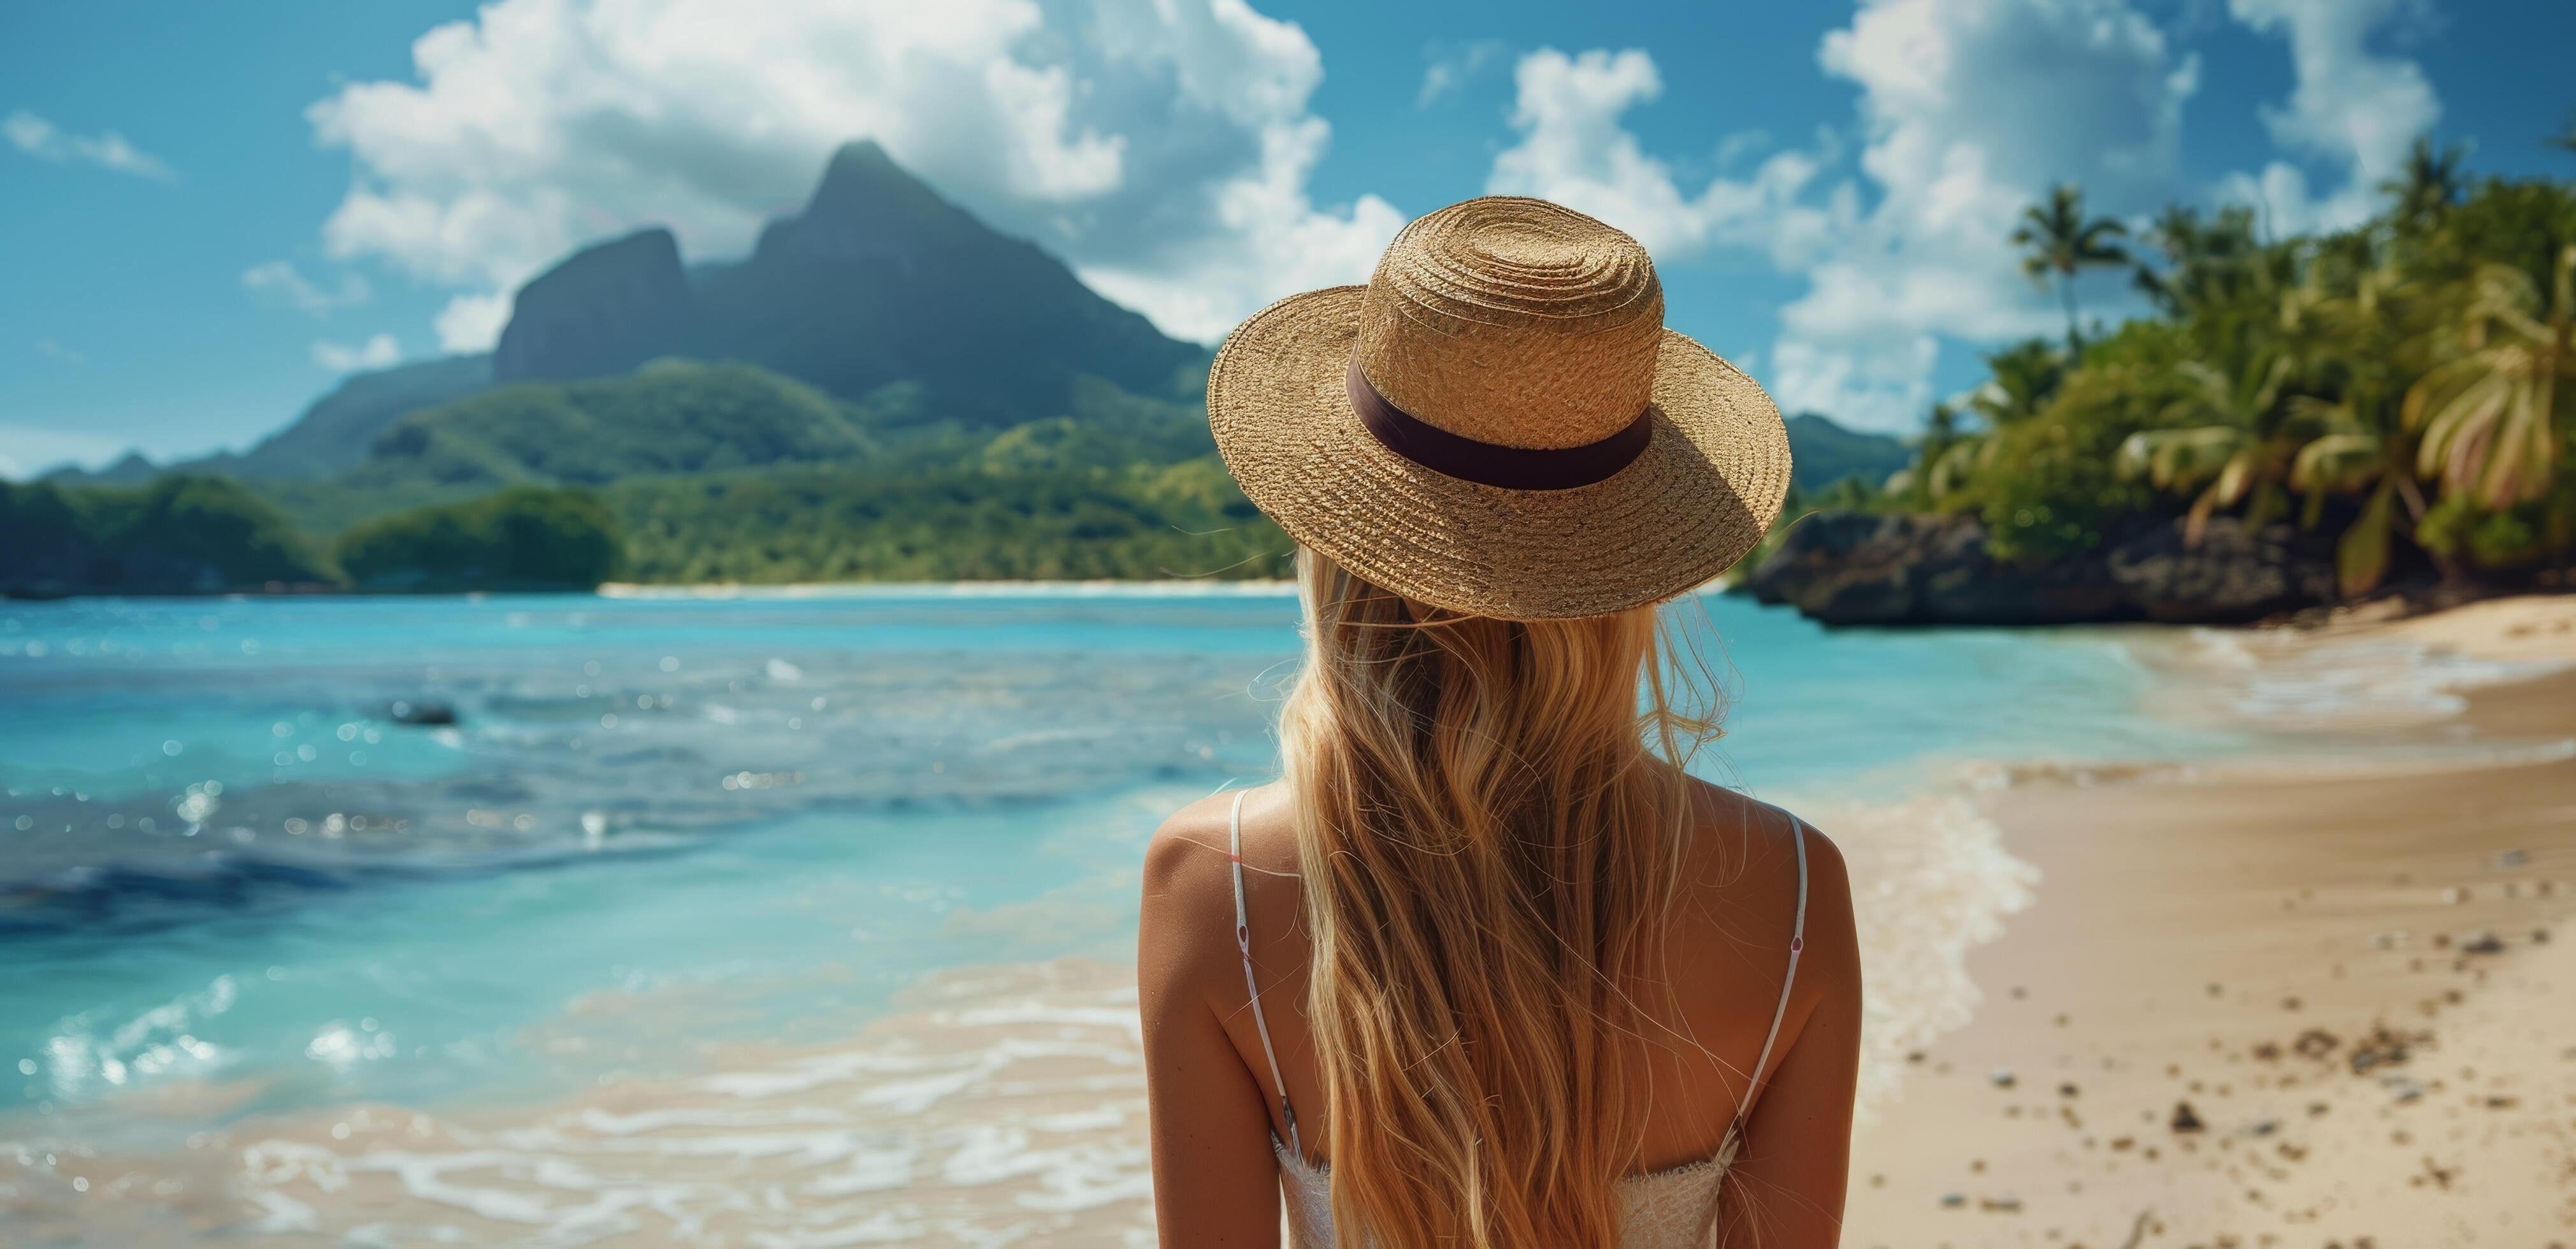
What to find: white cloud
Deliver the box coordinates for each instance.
[4,109,176,181]
[2217,0,2438,235]
[34,338,87,366]
[432,292,514,355]
[312,335,402,373]
[1418,40,1504,109]
[1486,48,1839,266]
[242,261,373,317]
[306,0,1404,346]
[1487,2,2201,432]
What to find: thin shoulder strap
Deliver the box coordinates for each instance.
[1738,815,1811,1129]
[1230,790,1304,1160]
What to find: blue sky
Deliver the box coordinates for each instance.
[4,0,2572,477]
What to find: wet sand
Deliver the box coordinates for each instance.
[1843,603,2576,1248]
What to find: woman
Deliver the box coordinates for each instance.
[1140,197,1860,1247]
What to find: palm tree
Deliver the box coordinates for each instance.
[2378,136,2470,227]
[2549,109,2576,155]
[1888,402,1959,502]
[2285,269,2429,595]
[1970,338,2068,426]
[2134,204,2259,315]
[2013,184,2131,350]
[2116,347,2298,544]
[1889,401,1991,506]
[2405,243,2576,508]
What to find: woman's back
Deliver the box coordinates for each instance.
[1141,777,1859,1246]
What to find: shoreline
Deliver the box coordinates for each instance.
[1842,600,2576,1247]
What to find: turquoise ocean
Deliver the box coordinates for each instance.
[0,588,2301,1243]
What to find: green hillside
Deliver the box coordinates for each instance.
[347,360,879,489]
[1785,412,1913,491]
[299,354,1265,584]
[43,355,494,486]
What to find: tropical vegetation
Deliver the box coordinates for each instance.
[14,138,2570,606]
[1851,157,2576,598]
[0,475,334,595]
[338,486,626,591]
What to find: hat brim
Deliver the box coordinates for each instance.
[1207,285,1793,620]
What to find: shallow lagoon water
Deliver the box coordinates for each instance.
[0,589,2248,1159]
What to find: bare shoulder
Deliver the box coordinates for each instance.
[1680,777,1859,973]
[1143,784,1283,899]
[1139,784,1285,1006]
[1749,793,1859,996]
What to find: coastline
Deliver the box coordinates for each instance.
[1842,600,2576,1247]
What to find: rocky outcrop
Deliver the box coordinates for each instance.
[475,140,1204,422]
[1744,511,2341,625]
[494,229,697,383]
[691,140,1204,420]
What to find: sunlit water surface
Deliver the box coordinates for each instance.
[2,588,2414,1243]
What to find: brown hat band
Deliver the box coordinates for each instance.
[1346,358,1652,491]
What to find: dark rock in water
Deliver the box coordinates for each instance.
[494,228,698,382]
[387,699,459,726]
[1745,511,2339,625]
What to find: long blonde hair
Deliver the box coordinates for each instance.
[1278,546,1725,1247]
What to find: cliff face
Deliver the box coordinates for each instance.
[484,140,1205,423]
[493,229,696,382]
[1745,511,2343,626]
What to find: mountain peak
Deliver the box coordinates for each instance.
[826,138,896,173]
[803,138,958,233]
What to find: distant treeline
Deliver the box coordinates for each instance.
[0,477,618,596]
[338,487,624,591]
[3,386,1295,596]
[1,476,334,595]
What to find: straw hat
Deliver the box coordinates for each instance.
[1207,196,1792,620]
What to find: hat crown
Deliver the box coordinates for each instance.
[1354,198,1664,451]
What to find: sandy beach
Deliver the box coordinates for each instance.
[1843,598,2576,1248]
[5,596,2573,1246]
